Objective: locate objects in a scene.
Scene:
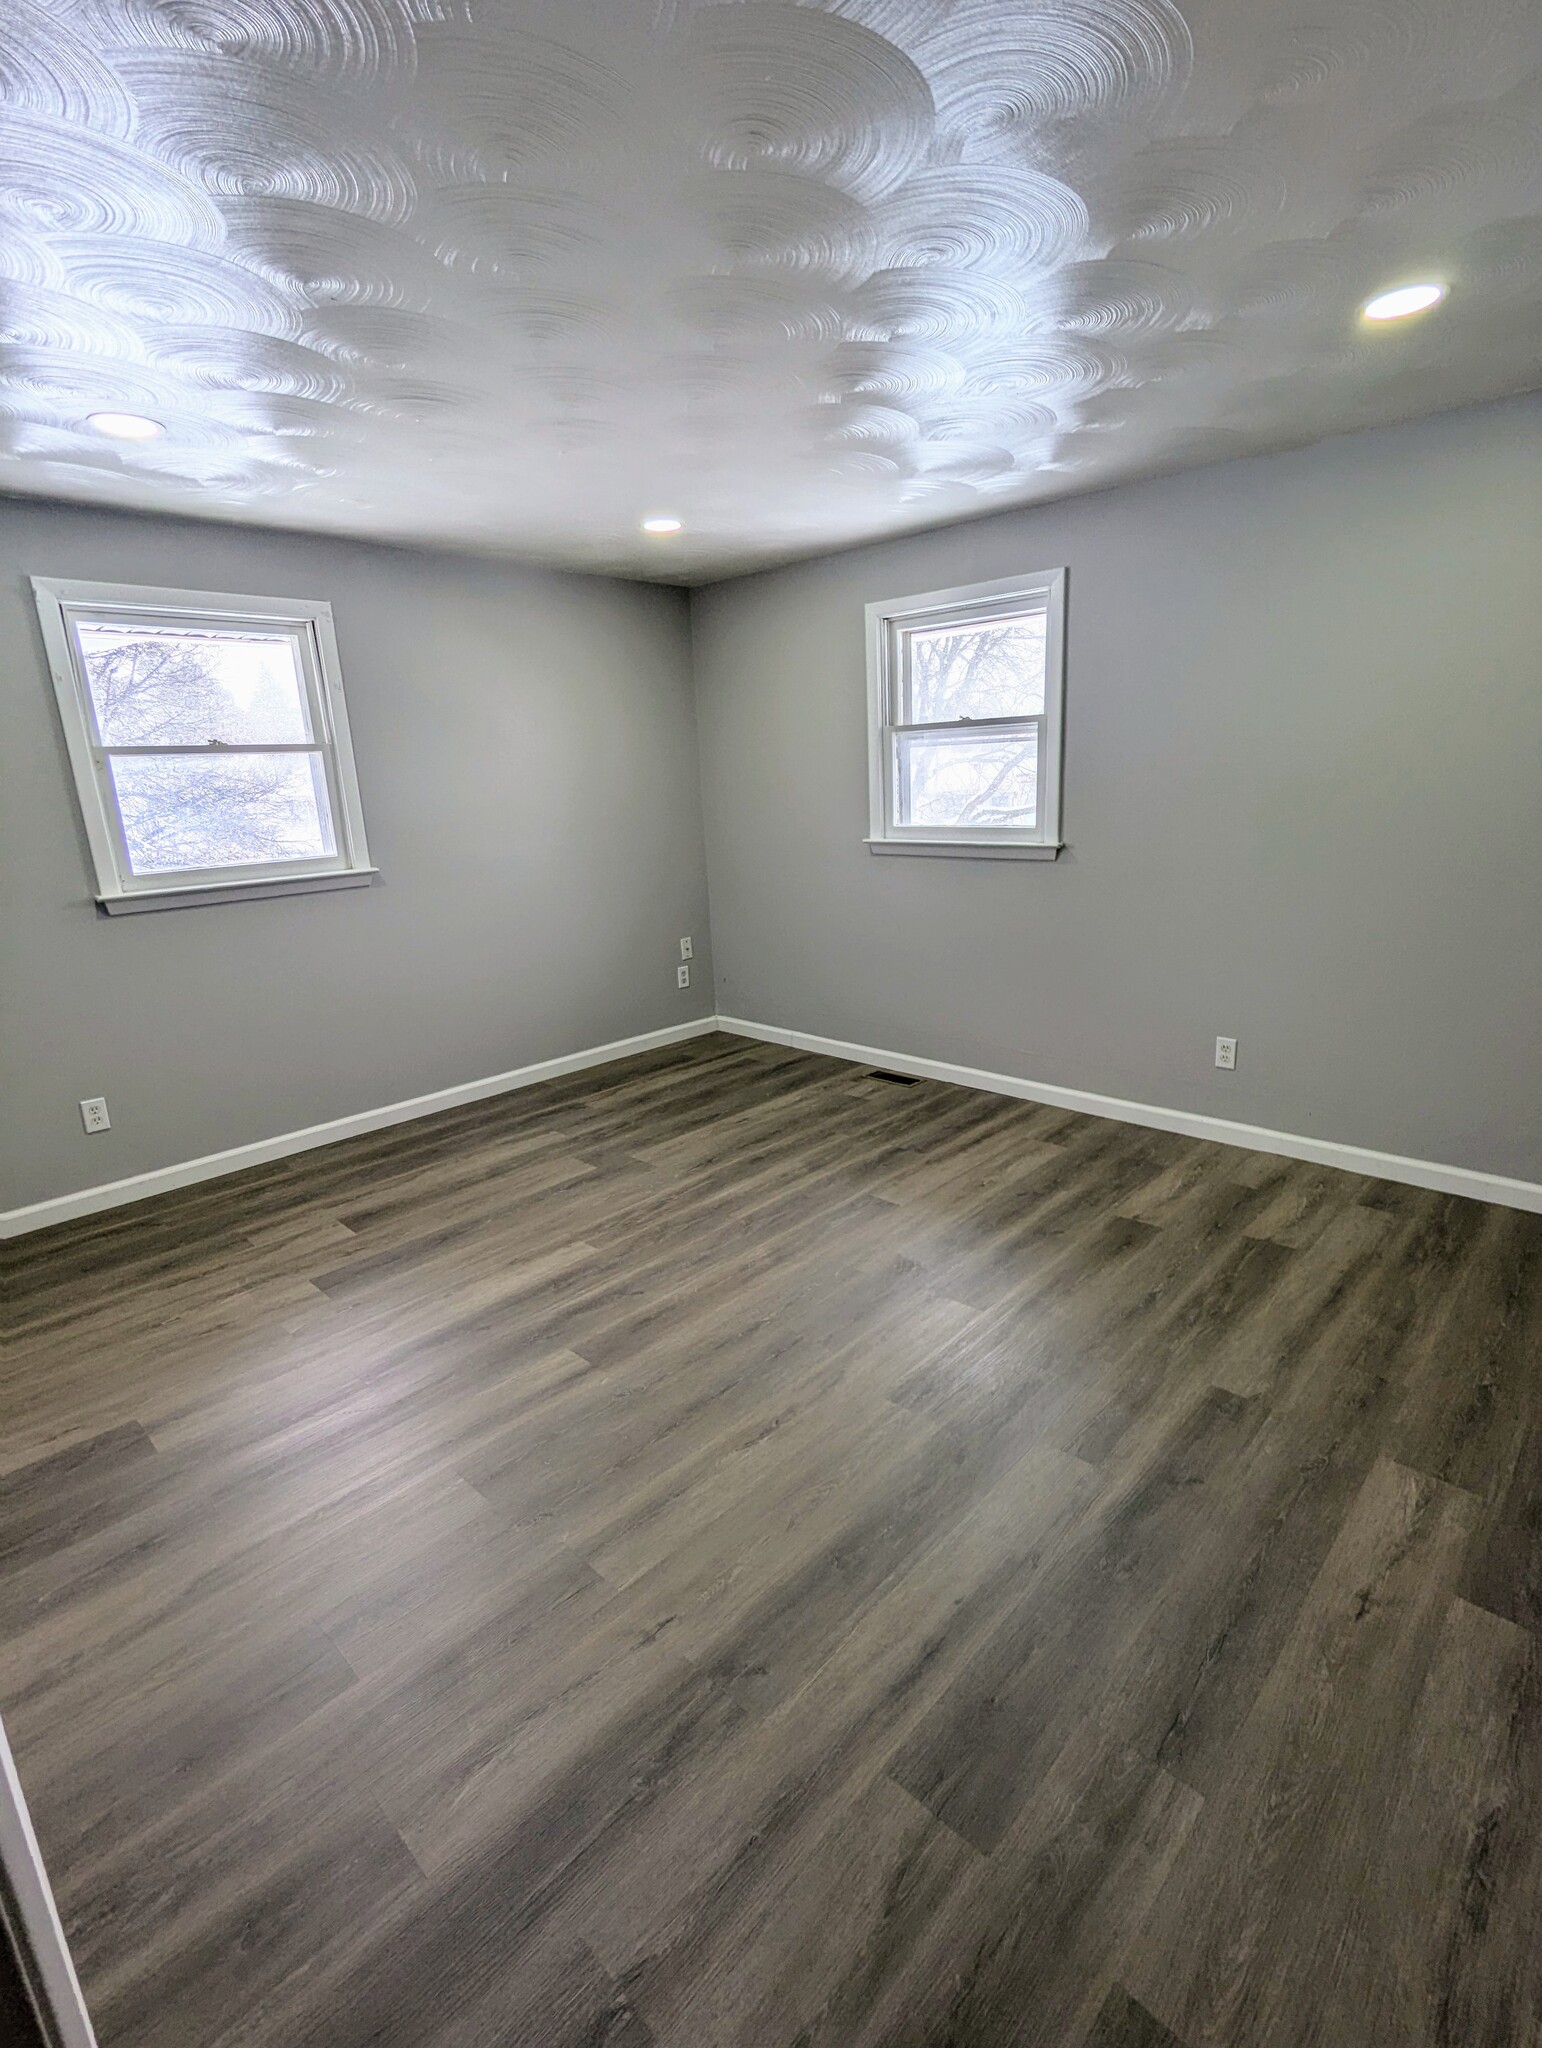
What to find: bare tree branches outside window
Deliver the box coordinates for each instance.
[77,627,335,873]
[900,616,1046,830]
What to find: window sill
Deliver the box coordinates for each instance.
[97,868,380,915]
[865,839,1062,862]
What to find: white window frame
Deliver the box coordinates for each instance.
[865,568,1067,860]
[32,577,377,914]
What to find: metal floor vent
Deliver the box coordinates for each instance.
[870,1070,922,1085]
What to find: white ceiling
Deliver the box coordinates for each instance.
[2,0,1539,582]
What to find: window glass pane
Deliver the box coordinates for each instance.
[77,621,314,745]
[109,752,336,874]
[896,727,1038,831]
[906,613,1045,723]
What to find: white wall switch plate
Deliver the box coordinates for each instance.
[1215,1037,1237,1070]
[679,936,694,960]
[80,1096,111,1132]
[677,964,691,988]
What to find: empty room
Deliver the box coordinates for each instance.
[1,2,1540,2043]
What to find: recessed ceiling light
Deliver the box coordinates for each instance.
[86,411,165,440]
[641,515,682,535]
[1361,282,1447,323]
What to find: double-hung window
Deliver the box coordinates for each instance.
[866,568,1067,858]
[33,578,375,913]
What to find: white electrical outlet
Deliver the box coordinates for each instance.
[80,1096,111,1133]
[1215,1036,1237,1071]
[679,936,694,961]
[677,964,691,989]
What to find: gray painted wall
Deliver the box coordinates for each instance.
[692,395,1542,1184]
[0,501,712,1212]
[5,396,1538,1216]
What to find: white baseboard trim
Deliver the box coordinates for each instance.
[8,1009,1538,1238]
[717,1015,1542,1216]
[0,1018,720,1239]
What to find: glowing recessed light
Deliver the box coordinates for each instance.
[86,411,165,440]
[1361,282,1446,322]
[641,515,682,535]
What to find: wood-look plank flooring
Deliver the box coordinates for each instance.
[2,1032,1541,2048]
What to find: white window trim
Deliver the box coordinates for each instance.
[865,567,1067,860]
[31,577,377,914]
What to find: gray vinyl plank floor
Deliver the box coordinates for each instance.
[1,1033,1539,2047]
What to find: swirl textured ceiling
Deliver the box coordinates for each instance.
[1,0,1539,577]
